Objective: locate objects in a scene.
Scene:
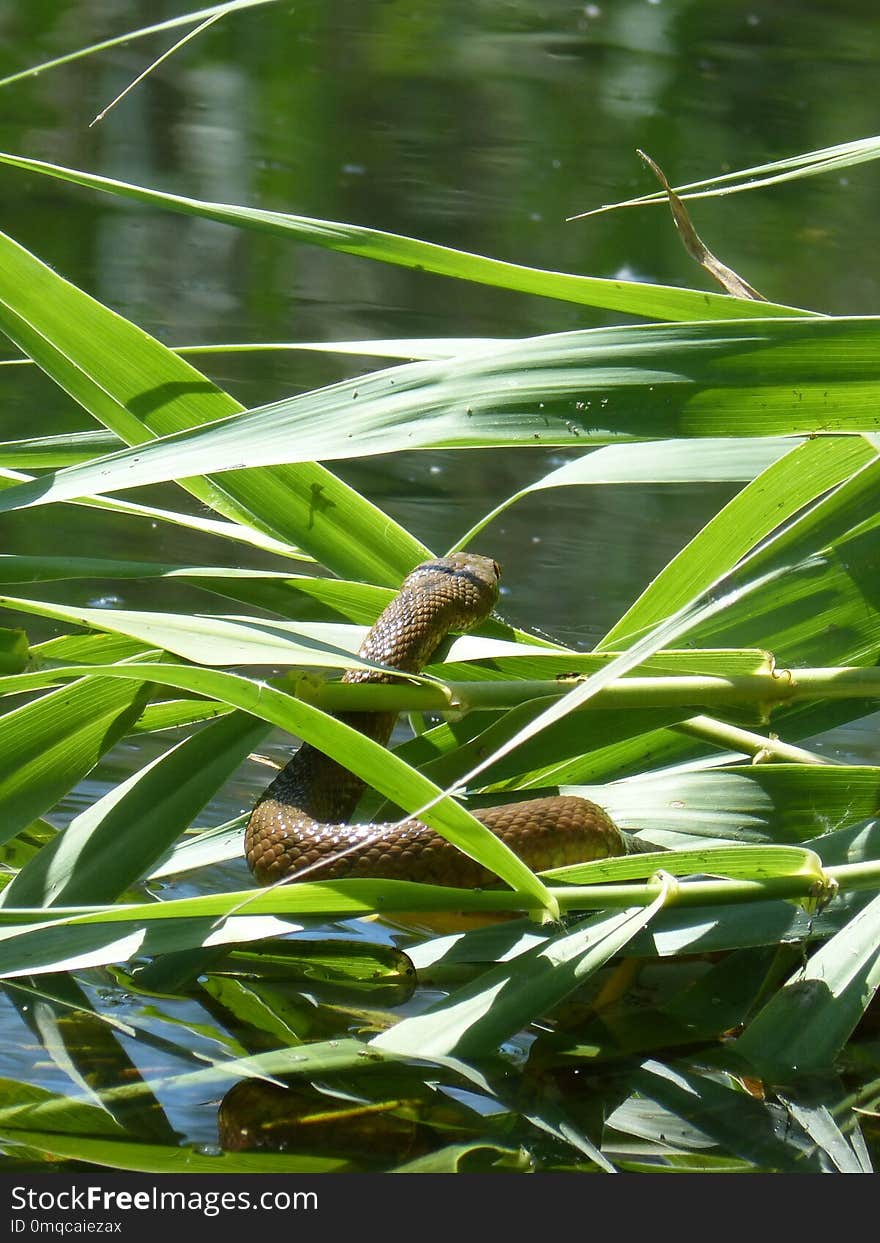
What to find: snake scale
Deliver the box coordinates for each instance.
[245,553,646,887]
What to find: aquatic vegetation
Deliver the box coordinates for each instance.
[0,7,879,1175]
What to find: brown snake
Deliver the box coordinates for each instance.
[245,553,647,888]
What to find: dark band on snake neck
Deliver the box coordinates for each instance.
[245,552,642,887]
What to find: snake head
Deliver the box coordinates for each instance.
[404,552,501,629]
[350,554,501,675]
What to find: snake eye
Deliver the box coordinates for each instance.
[493,560,502,580]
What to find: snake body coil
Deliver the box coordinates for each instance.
[245,553,634,887]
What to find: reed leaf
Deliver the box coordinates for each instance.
[5,318,880,516]
[0,153,810,322]
[0,225,426,585]
[1,713,268,908]
[736,889,880,1078]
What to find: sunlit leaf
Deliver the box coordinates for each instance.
[371,876,673,1059]
[0,677,151,846]
[0,152,810,322]
[6,319,880,514]
[736,889,880,1078]
[0,225,427,585]
[2,713,268,907]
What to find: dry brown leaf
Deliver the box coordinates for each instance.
[637,149,766,301]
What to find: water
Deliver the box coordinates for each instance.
[0,0,878,1160]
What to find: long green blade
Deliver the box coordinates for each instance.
[736,889,880,1077]
[2,713,268,908]
[0,225,426,585]
[4,317,880,515]
[0,678,150,843]
[0,152,811,322]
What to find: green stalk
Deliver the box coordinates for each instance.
[2,859,877,926]
[674,715,830,764]
[283,666,880,717]
[548,860,880,913]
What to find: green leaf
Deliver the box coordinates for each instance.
[0,819,57,875]
[0,467,311,560]
[0,1128,348,1173]
[7,320,880,515]
[392,1142,531,1173]
[2,712,269,907]
[0,224,426,585]
[171,759,844,881]
[0,627,27,673]
[371,876,673,1060]
[408,887,872,981]
[0,555,276,585]
[577,764,880,846]
[0,559,440,638]
[677,451,880,668]
[0,1078,125,1138]
[0,877,869,983]
[457,437,803,548]
[630,1060,823,1171]
[147,818,245,877]
[0,594,386,670]
[777,1086,872,1173]
[0,430,121,466]
[736,889,880,1078]
[4,976,178,1141]
[131,699,232,733]
[0,2,277,89]
[543,843,828,888]
[602,435,875,648]
[530,946,780,1067]
[206,938,416,1000]
[0,1038,375,1127]
[578,134,880,217]
[0,677,151,846]
[0,152,811,322]
[29,632,151,665]
[195,975,310,1045]
[0,661,558,912]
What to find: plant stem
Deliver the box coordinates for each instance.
[3,858,875,928]
[675,715,830,764]
[285,666,880,720]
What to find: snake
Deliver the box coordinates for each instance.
[245,552,648,888]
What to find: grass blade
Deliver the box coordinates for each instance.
[0,678,151,846]
[736,890,880,1078]
[2,713,268,908]
[371,876,673,1059]
[0,225,426,585]
[572,135,880,218]
[0,1,276,89]
[602,435,876,648]
[5,317,880,515]
[0,153,811,322]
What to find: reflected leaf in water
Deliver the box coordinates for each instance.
[5,975,178,1145]
[218,1079,425,1163]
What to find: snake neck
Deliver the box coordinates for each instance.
[260,573,484,825]
[245,553,501,882]
[258,708,395,827]
[348,587,476,677]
